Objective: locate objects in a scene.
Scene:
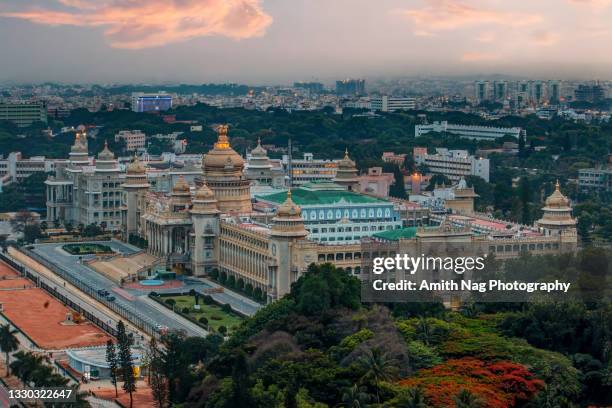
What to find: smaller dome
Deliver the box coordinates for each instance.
[172,176,191,194]
[127,155,146,175]
[338,148,356,169]
[277,190,302,217]
[195,183,215,200]
[545,180,570,208]
[251,138,267,156]
[98,141,115,161]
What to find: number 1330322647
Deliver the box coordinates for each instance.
[8,388,76,402]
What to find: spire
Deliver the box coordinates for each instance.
[555,179,560,191]
[214,124,230,149]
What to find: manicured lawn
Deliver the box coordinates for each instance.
[62,243,115,255]
[163,295,243,333]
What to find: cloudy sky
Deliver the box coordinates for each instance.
[0,0,611,84]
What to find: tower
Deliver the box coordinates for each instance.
[269,190,309,301]
[122,155,150,240]
[69,126,90,168]
[334,149,359,191]
[202,125,253,213]
[190,183,220,276]
[536,181,577,236]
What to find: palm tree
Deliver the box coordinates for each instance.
[416,317,433,346]
[454,389,484,408]
[10,351,44,384]
[0,324,19,376]
[395,387,429,408]
[357,347,399,404]
[341,384,371,408]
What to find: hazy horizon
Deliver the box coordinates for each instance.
[1,0,612,84]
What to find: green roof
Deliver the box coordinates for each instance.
[256,188,388,206]
[373,227,417,241]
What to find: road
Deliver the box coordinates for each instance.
[29,241,208,338]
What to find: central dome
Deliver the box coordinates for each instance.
[203,125,244,171]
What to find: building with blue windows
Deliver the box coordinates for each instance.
[256,181,402,244]
[131,92,173,113]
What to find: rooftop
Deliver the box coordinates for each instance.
[257,184,388,206]
[372,227,418,241]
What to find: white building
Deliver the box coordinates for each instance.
[0,152,57,183]
[370,96,416,112]
[414,147,490,182]
[115,130,146,151]
[415,121,524,141]
[46,129,125,229]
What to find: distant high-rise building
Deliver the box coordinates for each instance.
[493,81,508,101]
[474,81,491,103]
[370,95,416,112]
[131,92,173,113]
[529,81,545,104]
[336,79,365,96]
[548,81,560,103]
[293,82,325,93]
[574,84,606,103]
[0,101,47,127]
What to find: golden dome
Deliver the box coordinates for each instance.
[338,148,356,169]
[127,155,146,175]
[195,183,215,200]
[277,190,302,217]
[172,176,191,195]
[203,125,245,170]
[545,180,570,208]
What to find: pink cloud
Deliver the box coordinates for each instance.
[530,30,559,46]
[0,0,273,49]
[568,0,612,7]
[398,0,542,35]
[460,51,500,62]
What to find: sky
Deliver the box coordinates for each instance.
[0,0,611,84]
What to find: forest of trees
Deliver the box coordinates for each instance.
[135,252,610,408]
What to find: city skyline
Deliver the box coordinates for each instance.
[1,0,612,83]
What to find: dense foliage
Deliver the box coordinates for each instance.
[136,255,611,408]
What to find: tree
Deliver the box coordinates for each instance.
[23,224,42,243]
[394,387,429,408]
[357,347,399,403]
[385,164,407,199]
[218,326,227,336]
[454,389,484,408]
[106,340,119,397]
[341,384,371,408]
[0,324,19,376]
[426,174,451,191]
[290,263,361,316]
[83,223,103,237]
[117,321,136,408]
[149,337,168,408]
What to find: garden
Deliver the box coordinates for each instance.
[157,293,243,335]
[62,243,115,255]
